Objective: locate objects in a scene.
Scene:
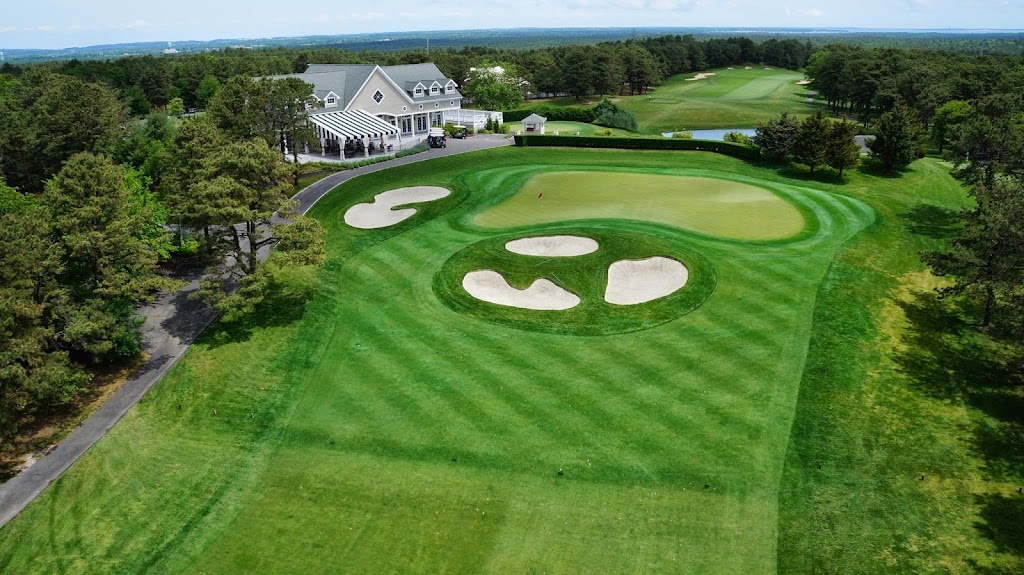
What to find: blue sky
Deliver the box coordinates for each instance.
[1,0,1021,49]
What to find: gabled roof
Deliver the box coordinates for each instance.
[522,113,547,123]
[268,62,461,110]
[381,63,462,101]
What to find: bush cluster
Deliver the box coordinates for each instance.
[504,106,596,123]
[514,134,761,161]
[592,99,638,131]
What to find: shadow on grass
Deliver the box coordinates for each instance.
[774,164,850,185]
[976,494,1024,555]
[901,204,962,240]
[201,283,315,349]
[895,288,1024,558]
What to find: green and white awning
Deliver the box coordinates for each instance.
[310,109,399,141]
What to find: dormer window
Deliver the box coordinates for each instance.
[430,85,439,95]
[414,87,424,97]
[445,81,457,92]
[326,97,336,105]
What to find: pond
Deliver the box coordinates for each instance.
[662,128,757,140]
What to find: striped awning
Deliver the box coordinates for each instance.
[310,109,399,141]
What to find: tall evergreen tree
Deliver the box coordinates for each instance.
[867,103,922,172]
[923,176,1024,327]
[825,119,861,177]
[753,111,800,163]
[792,109,829,173]
[45,153,177,360]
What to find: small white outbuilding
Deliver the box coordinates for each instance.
[521,113,547,134]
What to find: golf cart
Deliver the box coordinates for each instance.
[450,125,468,139]
[427,127,446,148]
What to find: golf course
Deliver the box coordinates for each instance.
[3,138,1012,573]
[611,66,817,134]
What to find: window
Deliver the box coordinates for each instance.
[402,106,408,112]
[434,102,439,107]
[414,88,423,97]
[372,90,384,104]
[326,97,336,105]
[418,104,423,110]
[430,85,439,95]
[415,114,428,132]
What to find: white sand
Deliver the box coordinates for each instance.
[463,270,580,311]
[764,67,773,70]
[344,186,450,229]
[744,66,753,70]
[605,257,688,306]
[797,80,811,85]
[684,72,717,82]
[505,235,599,257]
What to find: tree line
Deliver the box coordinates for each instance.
[0,35,814,115]
[0,68,325,455]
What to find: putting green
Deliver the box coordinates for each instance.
[473,171,806,241]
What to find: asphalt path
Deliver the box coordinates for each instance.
[0,134,513,528]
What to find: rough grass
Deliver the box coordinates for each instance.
[613,67,817,134]
[1,148,1020,574]
[473,169,808,241]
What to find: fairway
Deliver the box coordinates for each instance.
[2,147,998,574]
[474,170,807,241]
[612,67,817,134]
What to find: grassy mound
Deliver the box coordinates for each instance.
[434,227,716,335]
[473,169,807,241]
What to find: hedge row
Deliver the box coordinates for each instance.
[513,135,762,161]
[503,106,597,123]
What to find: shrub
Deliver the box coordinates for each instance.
[671,131,693,139]
[503,105,596,123]
[513,134,761,161]
[723,132,753,145]
[592,99,638,131]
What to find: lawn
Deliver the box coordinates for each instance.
[612,67,818,134]
[521,120,634,137]
[1,147,1021,574]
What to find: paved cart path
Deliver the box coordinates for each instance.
[0,135,513,528]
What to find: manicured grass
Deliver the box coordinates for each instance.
[1,147,1020,574]
[473,170,807,241]
[434,227,718,335]
[613,67,818,134]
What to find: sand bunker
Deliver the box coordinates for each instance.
[744,66,752,70]
[505,235,599,257]
[605,257,688,306]
[344,186,450,229]
[463,271,580,310]
[797,80,811,85]
[685,72,717,82]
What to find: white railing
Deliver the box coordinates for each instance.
[442,109,503,132]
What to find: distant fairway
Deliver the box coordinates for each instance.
[2,148,1004,574]
[613,67,817,134]
[474,170,806,241]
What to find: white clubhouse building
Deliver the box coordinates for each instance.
[271,63,465,158]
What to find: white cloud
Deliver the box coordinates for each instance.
[0,26,16,33]
[37,25,57,32]
[107,19,152,31]
[67,24,83,31]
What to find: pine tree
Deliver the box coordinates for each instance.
[753,111,799,163]
[792,109,829,173]
[868,103,921,172]
[825,120,861,177]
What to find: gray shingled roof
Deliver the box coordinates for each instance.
[522,113,547,123]
[268,63,461,110]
